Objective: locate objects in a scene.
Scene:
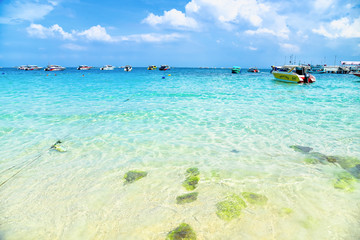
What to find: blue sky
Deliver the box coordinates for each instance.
[0,0,359,67]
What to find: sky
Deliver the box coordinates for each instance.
[0,0,359,67]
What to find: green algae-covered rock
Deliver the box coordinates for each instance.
[183,175,199,191]
[124,170,148,184]
[186,167,200,177]
[335,156,360,169]
[290,145,313,153]
[241,192,268,206]
[166,223,196,240]
[216,194,247,221]
[333,172,357,192]
[176,192,199,204]
[304,157,320,164]
[308,152,328,161]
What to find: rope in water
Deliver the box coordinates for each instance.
[0,97,134,188]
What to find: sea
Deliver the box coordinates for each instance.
[0,67,359,240]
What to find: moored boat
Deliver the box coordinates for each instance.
[124,65,132,72]
[44,65,65,71]
[147,65,157,70]
[232,66,241,74]
[159,65,170,71]
[272,65,316,83]
[100,65,115,70]
[18,65,42,70]
[77,65,92,70]
[247,67,259,73]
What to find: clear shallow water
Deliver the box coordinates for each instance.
[0,68,360,239]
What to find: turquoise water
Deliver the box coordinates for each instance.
[0,68,360,239]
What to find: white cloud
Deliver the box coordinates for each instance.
[312,17,360,39]
[62,43,87,51]
[0,0,56,24]
[184,0,269,27]
[26,23,183,44]
[77,25,114,42]
[279,43,300,53]
[119,33,184,43]
[313,0,334,12]
[142,9,198,30]
[248,46,257,51]
[143,0,290,38]
[26,23,74,40]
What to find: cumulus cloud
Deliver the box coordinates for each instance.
[26,23,74,40]
[312,17,360,39]
[142,9,198,30]
[0,0,57,24]
[77,25,114,42]
[143,0,290,38]
[26,23,184,43]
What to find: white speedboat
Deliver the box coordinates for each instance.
[25,65,42,70]
[124,65,132,72]
[100,65,115,70]
[77,65,92,70]
[44,65,65,71]
[272,65,316,83]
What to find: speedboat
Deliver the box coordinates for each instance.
[18,65,28,70]
[148,65,157,70]
[26,65,42,70]
[100,65,115,70]
[272,65,316,83]
[248,68,259,73]
[124,65,132,72]
[44,65,65,71]
[77,65,92,70]
[232,66,241,74]
[18,65,42,70]
[159,65,170,71]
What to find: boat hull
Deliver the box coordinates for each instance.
[272,71,316,83]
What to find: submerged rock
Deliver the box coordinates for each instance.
[279,207,293,216]
[241,192,268,206]
[333,172,357,192]
[216,194,247,221]
[124,170,148,184]
[166,223,196,240]
[186,167,200,177]
[182,176,199,191]
[290,145,313,153]
[176,192,199,204]
[231,149,240,153]
[304,157,320,164]
[335,156,360,169]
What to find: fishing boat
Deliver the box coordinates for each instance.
[247,68,259,73]
[148,65,157,70]
[272,65,316,83]
[77,65,92,70]
[100,65,115,70]
[124,65,132,72]
[232,66,241,74]
[352,73,360,77]
[44,65,65,71]
[159,65,170,71]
